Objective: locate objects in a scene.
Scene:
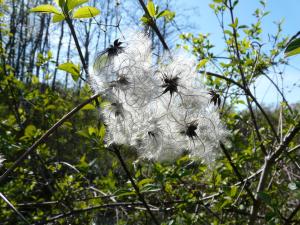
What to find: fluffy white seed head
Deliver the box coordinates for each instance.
[91,30,228,164]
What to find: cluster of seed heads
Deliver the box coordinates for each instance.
[90,31,227,163]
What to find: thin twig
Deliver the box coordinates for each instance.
[65,16,88,81]
[112,146,160,225]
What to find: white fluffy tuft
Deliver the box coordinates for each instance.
[90,31,228,163]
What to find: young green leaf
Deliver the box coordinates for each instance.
[285,38,300,57]
[52,13,65,23]
[147,1,156,17]
[196,59,209,69]
[57,62,80,81]
[67,0,88,11]
[30,4,61,14]
[140,15,151,24]
[156,10,175,21]
[72,6,100,19]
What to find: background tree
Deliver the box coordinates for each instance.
[0,0,299,224]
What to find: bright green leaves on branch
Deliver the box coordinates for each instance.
[140,0,175,25]
[285,37,300,57]
[57,62,80,82]
[30,0,100,23]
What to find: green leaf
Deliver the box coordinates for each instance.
[81,103,95,110]
[52,13,65,23]
[57,62,80,81]
[67,0,88,11]
[32,76,39,84]
[24,125,37,137]
[156,10,175,21]
[138,178,154,189]
[72,6,100,19]
[147,1,156,17]
[99,124,106,142]
[88,126,96,136]
[140,15,151,24]
[285,38,300,57]
[229,18,239,29]
[30,4,61,14]
[196,59,209,69]
[115,190,136,198]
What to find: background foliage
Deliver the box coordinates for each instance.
[0,0,299,224]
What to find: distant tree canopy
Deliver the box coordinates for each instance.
[0,0,299,224]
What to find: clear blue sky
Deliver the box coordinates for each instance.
[175,0,300,106]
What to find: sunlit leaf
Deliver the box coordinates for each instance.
[30,4,61,14]
[52,13,65,23]
[32,76,39,84]
[147,1,156,17]
[81,103,95,110]
[156,9,175,21]
[196,59,209,69]
[140,15,151,24]
[138,178,154,189]
[72,6,100,19]
[24,125,37,137]
[67,0,88,11]
[57,62,80,81]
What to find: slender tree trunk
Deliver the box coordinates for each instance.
[52,22,65,90]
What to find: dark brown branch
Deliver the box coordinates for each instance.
[65,16,88,81]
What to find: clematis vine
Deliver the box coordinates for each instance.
[90,31,228,163]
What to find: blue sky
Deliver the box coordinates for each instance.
[175,0,300,106]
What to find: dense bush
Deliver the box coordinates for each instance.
[0,0,299,224]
